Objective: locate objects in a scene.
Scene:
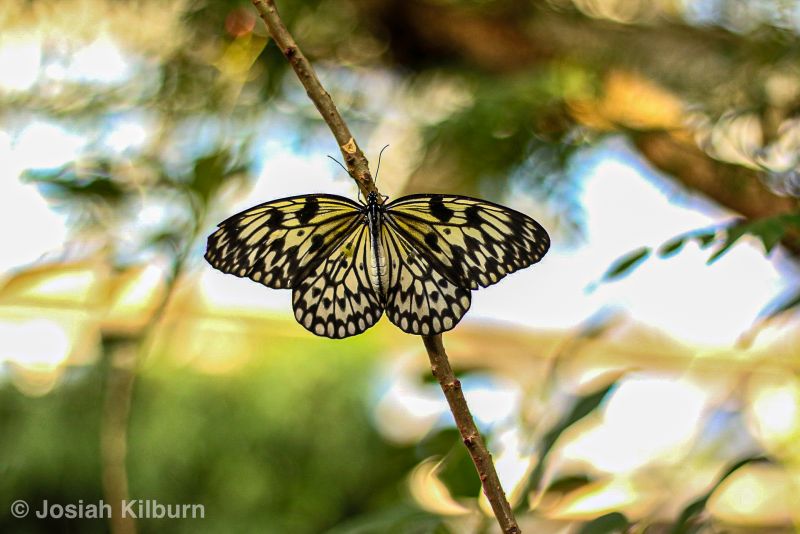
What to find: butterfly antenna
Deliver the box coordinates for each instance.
[374,144,390,184]
[326,154,349,175]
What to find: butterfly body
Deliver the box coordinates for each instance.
[364,191,390,302]
[205,191,549,339]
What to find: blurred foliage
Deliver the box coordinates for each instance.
[601,247,653,283]
[670,456,772,534]
[0,343,424,534]
[604,211,800,317]
[576,512,630,534]
[527,382,616,491]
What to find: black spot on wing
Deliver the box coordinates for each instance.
[296,197,319,224]
[309,233,325,252]
[266,209,284,227]
[464,205,482,225]
[424,232,441,252]
[429,195,455,222]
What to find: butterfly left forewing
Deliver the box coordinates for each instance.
[205,194,361,289]
[384,194,549,289]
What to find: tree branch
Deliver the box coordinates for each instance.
[251,0,377,199]
[101,219,202,534]
[251,1,521,531]
[422,335,521,534]
[368,0,800,240]
[632,131,800,253]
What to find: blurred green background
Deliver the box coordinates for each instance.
[2,0,800,532]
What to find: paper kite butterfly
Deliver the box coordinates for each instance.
[205,191,549,338]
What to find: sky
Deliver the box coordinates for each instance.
[0,21,794,352]
[0,124,792,348]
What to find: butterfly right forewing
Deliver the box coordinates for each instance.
[384,194,550,290]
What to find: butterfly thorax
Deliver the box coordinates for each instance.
[365,192,389,302]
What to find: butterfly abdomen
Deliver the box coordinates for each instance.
[366,195,389,302]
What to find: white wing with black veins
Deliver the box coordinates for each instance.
[384,194,550,290]
[205,194,361,289]
[381,223,471,336]
[292,223,384,338]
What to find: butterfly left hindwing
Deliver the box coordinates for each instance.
[292,223,383,338]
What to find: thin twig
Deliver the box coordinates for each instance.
[101,221,201,534]
[250,2,521,532]
[251,0,377,199]
[101,346,137,534]
[422,335,521,534]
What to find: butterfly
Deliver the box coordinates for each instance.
[205,191,549,338]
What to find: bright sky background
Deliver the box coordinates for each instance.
[0,118,792,348]
[0,23,795,350]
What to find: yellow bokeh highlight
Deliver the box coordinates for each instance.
[569,70,685,132]
[708,464,800,527]
[746,370,800,459]
[408,457,472,517]
[540,476,658,521]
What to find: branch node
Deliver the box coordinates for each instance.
[445,378,462,392]
[341,138,357,154]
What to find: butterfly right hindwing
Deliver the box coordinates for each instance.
[381,223,471,336]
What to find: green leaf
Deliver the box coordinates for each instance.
[706,223,748,264]
[25,167,126,205]
[693,231,717,249]
[758,286,800,320]
[670,456,769,534]
[657,235,687,258]
[417,429,481,499]
[522,382,617,506]
[577,512,630,534]
[437,446,482,499]
[187,149,248,207]
[706,212,800,263]
[544,475,593,494]
[752,219,786,253]
[602,247,651,281]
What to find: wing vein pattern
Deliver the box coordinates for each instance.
[205,192,550,338]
